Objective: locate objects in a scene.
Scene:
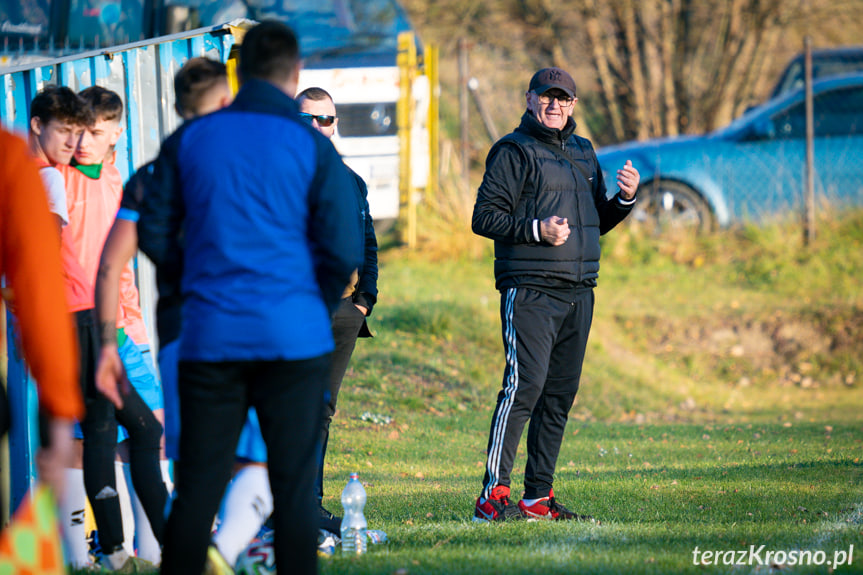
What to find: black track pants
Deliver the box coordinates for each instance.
[481,287,594,500]
[161,355,328,575]
[316,297,366,502]
[76,310,166,553]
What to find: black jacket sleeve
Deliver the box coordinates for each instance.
[471,141,538,244]
[351,170,378,315]
[137,131,185,286]
[308,138,364,317]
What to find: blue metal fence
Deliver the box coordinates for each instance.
[0,22,241,518]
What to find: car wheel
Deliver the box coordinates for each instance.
[629,180,714,234]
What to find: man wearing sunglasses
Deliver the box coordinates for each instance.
[471,67,640,522]
[297,86,379,534]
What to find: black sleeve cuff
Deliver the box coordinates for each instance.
[353,292,376,316]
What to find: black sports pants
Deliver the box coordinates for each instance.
[482,287,594,500]
[316,297,366,502]
[76,309,166,553]
[161,355,328,575]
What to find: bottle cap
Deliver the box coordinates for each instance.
[349,472,359,479]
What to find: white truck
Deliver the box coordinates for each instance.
[1,0,429,227]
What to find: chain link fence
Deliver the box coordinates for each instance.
[596,73,863,233]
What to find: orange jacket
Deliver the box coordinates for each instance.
[0,128,84,420]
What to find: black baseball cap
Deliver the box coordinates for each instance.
[529,67,577,98]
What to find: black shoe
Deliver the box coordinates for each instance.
[518,494,594,522]
[473,486,525,522]
[318,505,342,533]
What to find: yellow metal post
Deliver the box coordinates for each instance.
[397,31,417,247]
[226,21,255,95]
[225,55,240,96]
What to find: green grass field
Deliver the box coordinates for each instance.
[315,212,863,574]
[320,421,861,574]
[74,211,863,574]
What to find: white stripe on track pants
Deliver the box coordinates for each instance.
[481,286,594,500]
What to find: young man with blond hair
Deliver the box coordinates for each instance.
[59,85,167,572]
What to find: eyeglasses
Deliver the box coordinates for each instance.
[535,93,574,107]
[299,113,336,127]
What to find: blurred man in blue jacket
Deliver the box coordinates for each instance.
[137,20,362,575]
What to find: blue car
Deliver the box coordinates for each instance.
[596,73,863,232]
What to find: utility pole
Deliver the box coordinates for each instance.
[459,38,470,196]
[803,36,815,246]
[468,77,499,143]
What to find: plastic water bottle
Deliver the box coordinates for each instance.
[340,472,368,555]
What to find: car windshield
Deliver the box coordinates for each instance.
[713,89,804,138]
[712,76,863,142]
[173,0,410,56]
[771,50,863,99]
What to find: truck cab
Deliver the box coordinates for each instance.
[170,0,424,226]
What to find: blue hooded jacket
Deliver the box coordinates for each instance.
[137,79,362,362]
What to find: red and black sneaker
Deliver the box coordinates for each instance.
[473,485,524,523]
[518,490,594,522]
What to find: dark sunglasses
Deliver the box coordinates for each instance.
[299,112,336,127]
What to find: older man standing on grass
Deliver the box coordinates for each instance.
[471,66,640,522]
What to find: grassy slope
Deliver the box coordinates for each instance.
[316,212,863,574]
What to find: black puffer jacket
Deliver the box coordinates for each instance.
[472,111,633,291]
